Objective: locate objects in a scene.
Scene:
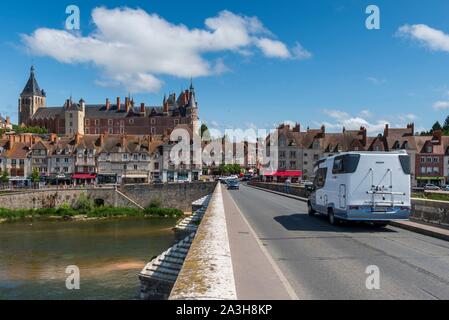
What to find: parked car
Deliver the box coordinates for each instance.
[219,177,229,184]
[308,151,411,227]
[303,181,315,191]
[227,179,240,190]
[443,185,449,192]
[424,184,441,191]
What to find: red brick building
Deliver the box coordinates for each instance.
[19,67,199,137]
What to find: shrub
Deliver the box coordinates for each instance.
[145,207,184,218]
[88,206,144,218]
[72,194,94,212]
[56,203,77,217]
[148,199,162,209]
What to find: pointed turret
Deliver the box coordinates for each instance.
[188,79,197,109]
[22,66,45,97]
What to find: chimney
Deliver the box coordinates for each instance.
[321,125,326,137]
[384,124,389,138]
[184,90,189,105]
[125,97,130,112]
[140,103,145,113]
[163,99,169,114]
[433,130,442,145]
[407,123,415,136]
[6,117,10,125]
[360,126,367,147]
[342,126,346,133]
[106,98,110,111]
[117,97,121,111]
[50,133,57,143]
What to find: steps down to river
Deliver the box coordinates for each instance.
[138,195,211,300]
[192,195,212,212]
[173,195,211,240]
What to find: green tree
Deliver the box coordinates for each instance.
[31,168,40,184]
[432,121,442,132]
[200,124,211,141]
[72,194,94,212]
[443,116,449,135]
[12,125,48,134]
[1,171,9,185]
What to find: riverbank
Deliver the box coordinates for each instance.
[0,206,184,224]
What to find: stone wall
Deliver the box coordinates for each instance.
[0,182,217,211]
[170,184,237,300]
[249,182,308,198]
[122,182,216,212]
[412,199,449,228]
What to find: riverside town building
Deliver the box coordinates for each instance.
[0,66,447,188]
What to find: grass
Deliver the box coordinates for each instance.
[0,206,184,221]
[412,192,449,202]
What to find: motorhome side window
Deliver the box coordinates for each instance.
[314,168,327,189]
[332,154,361,174]
[399,155,411,175]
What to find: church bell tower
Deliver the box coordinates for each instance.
[18,66,46,126]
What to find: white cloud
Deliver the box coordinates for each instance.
[397,24,449,52]
[255,38,291,59]
[22,7,309,93]
[433,101,449,110]
[398,113,418,121]
[358,110,373,118]
[292,42,312,60]
[366,77,386,85]
[322,109,417,135]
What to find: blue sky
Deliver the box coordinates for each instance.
[1,0,449,134]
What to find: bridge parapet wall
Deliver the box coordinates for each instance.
[169,184,237,300]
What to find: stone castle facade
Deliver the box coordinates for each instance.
[18,66,200,137]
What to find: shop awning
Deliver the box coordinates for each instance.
[72,173,97,179]
[416,176,445,180]
[9,177,30,181]
[264,170,302,177]
[123,174,148,179]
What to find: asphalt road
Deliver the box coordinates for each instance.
[225,184,449,300]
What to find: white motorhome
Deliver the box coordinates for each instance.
[308,151,411,226]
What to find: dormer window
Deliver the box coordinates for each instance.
[426,145,432,153]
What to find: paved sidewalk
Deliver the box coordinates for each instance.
[247,183,449,242]
[221,188,297,300]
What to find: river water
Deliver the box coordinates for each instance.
[0,218,177,300]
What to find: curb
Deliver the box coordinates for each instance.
[247,184,449,242]
[389,221,449,242]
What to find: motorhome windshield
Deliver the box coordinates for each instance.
[332,154,361,174]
